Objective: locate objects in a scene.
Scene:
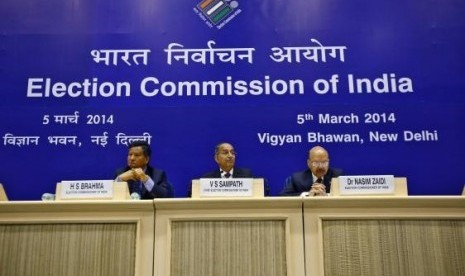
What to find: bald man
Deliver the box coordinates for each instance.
[280,146,342,196]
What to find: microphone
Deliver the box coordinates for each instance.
[130,192,141,200]
[41,193,56,201]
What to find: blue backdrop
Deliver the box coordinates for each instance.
[1,0,464,199]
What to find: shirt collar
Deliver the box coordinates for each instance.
[220,168,234,178]
[312,173,323,183]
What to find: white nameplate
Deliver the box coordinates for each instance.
[199,178,253,197]
[338,175,395,195]
[60,180,113,199]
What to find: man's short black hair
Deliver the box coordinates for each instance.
[128,140,151,157]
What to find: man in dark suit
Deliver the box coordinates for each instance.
[115,140,173,199]
[202,142,254,179]
[187,142,256,197]
[280,146,342,196]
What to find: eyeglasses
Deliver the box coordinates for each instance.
[311,161,328,167]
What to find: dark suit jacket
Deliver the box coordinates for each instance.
[201,167,254,178]
[115,165,173,199]
[280,168,342,196]
[186,167,255,197]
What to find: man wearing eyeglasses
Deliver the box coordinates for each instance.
[280,146,342,196]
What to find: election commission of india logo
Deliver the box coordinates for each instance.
[194,0,242,29]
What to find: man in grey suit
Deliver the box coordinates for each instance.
[280,146,342,196]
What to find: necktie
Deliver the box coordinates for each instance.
[224,172,231,178]
[316,178,323,183]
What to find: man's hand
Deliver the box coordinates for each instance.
[118,168,148,182]
[309,183,326,196]
[118,170,136,182]
[132,168,148,182]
